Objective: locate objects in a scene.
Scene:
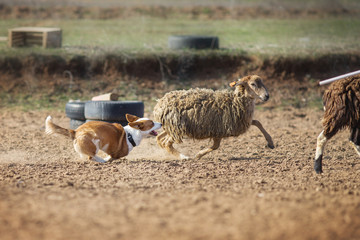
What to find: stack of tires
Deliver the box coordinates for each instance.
[65,101,144,130]
[65,101,86,130]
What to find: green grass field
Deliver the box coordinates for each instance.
[0,2,359,111]
[1,16,359,56]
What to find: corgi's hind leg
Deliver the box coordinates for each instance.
[92,155,106,163]
[104,155,115,162]
[73,138,106,163]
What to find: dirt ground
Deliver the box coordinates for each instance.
[0,105,359,240]
[1,1,360,238]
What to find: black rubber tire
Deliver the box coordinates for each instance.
[70,119,85,130]
[168,35,219,50]
[65,101,86,121]
[84,101,144,122]
[85,119,129,127]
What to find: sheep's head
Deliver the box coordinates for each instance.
[229,75,269,101]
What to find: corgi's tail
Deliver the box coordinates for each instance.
[45,116,76,140]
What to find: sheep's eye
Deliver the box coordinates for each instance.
[251,83,257,87]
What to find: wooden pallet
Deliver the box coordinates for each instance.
[8,27,62,48]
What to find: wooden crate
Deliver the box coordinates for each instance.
[8,27,62,48]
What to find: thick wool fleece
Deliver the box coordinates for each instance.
[322,75,360,139]
[153,87,255,143]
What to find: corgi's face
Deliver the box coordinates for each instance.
[126,114,162,136]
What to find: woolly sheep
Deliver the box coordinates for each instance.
[314,75,360,173]
[153,75,274,160]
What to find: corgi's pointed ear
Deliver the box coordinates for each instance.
[126,114,140,123]
[129,121,139,129]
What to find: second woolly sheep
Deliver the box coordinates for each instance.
[314,75,360,173]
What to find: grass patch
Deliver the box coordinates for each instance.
[279,96,323,110]
[0,91,85,111]
[0,17,359,56]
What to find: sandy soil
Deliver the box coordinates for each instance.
[0,106,359,240]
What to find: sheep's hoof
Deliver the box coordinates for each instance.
[314,167,323,174]
[267,143,275,149]
[194,153,206,160]
[314,157,323,174]
[180,154,190,160]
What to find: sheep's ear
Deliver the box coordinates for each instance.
[229,79,243,88]
[126,114,140,123]
[229,81,237,87]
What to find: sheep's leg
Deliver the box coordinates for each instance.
[195,138,222,160]
[156,131,167,149]
[314,130,328,174]
[349,128,360,157]
[251,120,274,149]
[164,137,189,160]
[349,142,360,157]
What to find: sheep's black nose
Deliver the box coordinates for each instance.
[263,94,269,101]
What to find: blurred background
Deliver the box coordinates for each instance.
[0,0,359,110]
[1,0,359,54]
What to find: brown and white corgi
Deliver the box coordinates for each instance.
[45,114,162,163]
